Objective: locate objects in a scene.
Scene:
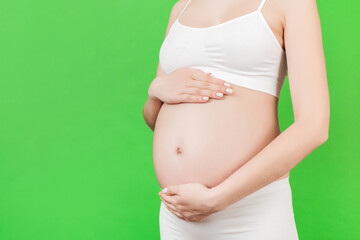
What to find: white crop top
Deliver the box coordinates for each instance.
[159,0,288,99]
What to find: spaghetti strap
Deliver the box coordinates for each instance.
[176,0,192,21]
[257,0,267,11]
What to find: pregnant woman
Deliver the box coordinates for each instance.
[143,0,329,239]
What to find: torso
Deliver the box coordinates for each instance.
[153,0,289,189]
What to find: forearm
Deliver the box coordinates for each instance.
[210,120,328,211]
[143,93,163,132]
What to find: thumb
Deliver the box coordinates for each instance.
[162,186,179,195]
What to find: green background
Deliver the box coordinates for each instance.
[0,0,358,239]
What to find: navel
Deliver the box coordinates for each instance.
[176,146,183,155]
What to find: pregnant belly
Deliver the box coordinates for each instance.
[153,84,281,189]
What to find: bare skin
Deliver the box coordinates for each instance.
[144,0,329,222]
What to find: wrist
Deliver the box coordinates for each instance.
[208,185,229,213]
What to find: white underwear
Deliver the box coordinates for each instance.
[159,176,299,240]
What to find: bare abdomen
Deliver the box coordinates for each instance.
[153,85,281,189]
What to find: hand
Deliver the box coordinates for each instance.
[148,67,233,104]
[158,182,221,222]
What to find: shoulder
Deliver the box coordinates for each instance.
[170,0,190,18]
[162,0,189,36]
[279,0,319,23]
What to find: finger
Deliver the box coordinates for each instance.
[182,87,224,100]
[169,209,186,221]
[165,205,185,220]
[165,186,180,196]
[190,69,212,82]
[160,196,177,210]
[161,198,177,212]
[178,93,210,103]
[190,217,202,222]
[188,214,208,222]
[188,80,232,96]
[191,69,232,89]
[160,192,180,207]
[196,214,211,222]
[209,76,232,89]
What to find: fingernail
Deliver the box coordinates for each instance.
[226,88,233,93]
[224,82,231,87]
[203,96,209,100]
[162,188,168,194]
[216,92,223,97]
